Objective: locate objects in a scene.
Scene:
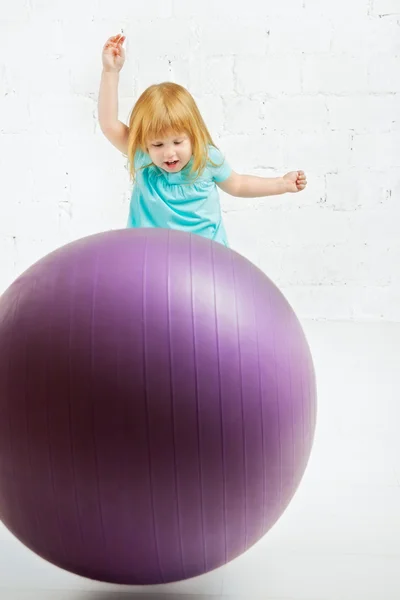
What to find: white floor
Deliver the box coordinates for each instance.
[1,319,399,600]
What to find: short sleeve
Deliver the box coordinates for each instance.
[207,145,232,182]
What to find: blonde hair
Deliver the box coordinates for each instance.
[126,82,222,183]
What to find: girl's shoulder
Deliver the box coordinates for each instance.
[207,144,224,162]
[205,144,231,182]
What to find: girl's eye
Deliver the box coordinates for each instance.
[152,141,182,147]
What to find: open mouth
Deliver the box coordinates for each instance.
[165,160,179,168]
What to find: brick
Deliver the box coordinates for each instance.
[368,55,400,92]
[352,242,399,286]
[203,57,235,95]
[304,0,369,18]
[173,0,304,18]
[59,133,128,197]
[225,96,263,135]
[372,0,400,15]
[263,96,329,132]
[30,0,98,21]
[114,96,136,126]
[14,238,60,279]
[0,196,18,238]
[136,58,173,91]
[29,96,95,135]
[325,169,400,211]
[221,133,285,171]
[0,19,65,59]
[199,20,267,56]
[5,57,71,96]
[280,285,355,320]
[0,136,37,236]
[351,132,400,169]
[351,285,400,321]
[195,95,225,136]
[129,19,193,59]
[258,243,357,286]
[327,95,400,133]
[186,56,235,97]
[14,200,61,240]
[170,59,191,89]
[283,131,351,172]
[347,209,400,245]
[303,55,369,94]
[236,55,302,95]
[0,93,30,133]
[255,207,354,247]
[1,0,29,21]
[222,210,262,265]
[331,17,400,56]
[97,0,173,19]
[268,16,332,54]
[0,64,7,96]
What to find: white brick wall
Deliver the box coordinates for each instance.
[0,0,399,321]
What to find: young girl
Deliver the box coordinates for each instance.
[98,33,307,247]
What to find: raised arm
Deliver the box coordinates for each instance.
[98,34,129,155]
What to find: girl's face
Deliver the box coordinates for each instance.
[146,131,192,172]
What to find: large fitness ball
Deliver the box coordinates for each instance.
[0,228,316,585]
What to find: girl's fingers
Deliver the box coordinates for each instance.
[104,40,116,50]
[105,34,123,47]
[105,38,125,53]
[104,35,125,50]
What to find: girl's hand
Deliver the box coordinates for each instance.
[102,33,126,73]
[283,170,307,193]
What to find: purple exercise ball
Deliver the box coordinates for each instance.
[0,228,316,585]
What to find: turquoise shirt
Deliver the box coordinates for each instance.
[127,145,232,246]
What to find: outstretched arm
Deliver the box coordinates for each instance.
[217,170,307,197]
